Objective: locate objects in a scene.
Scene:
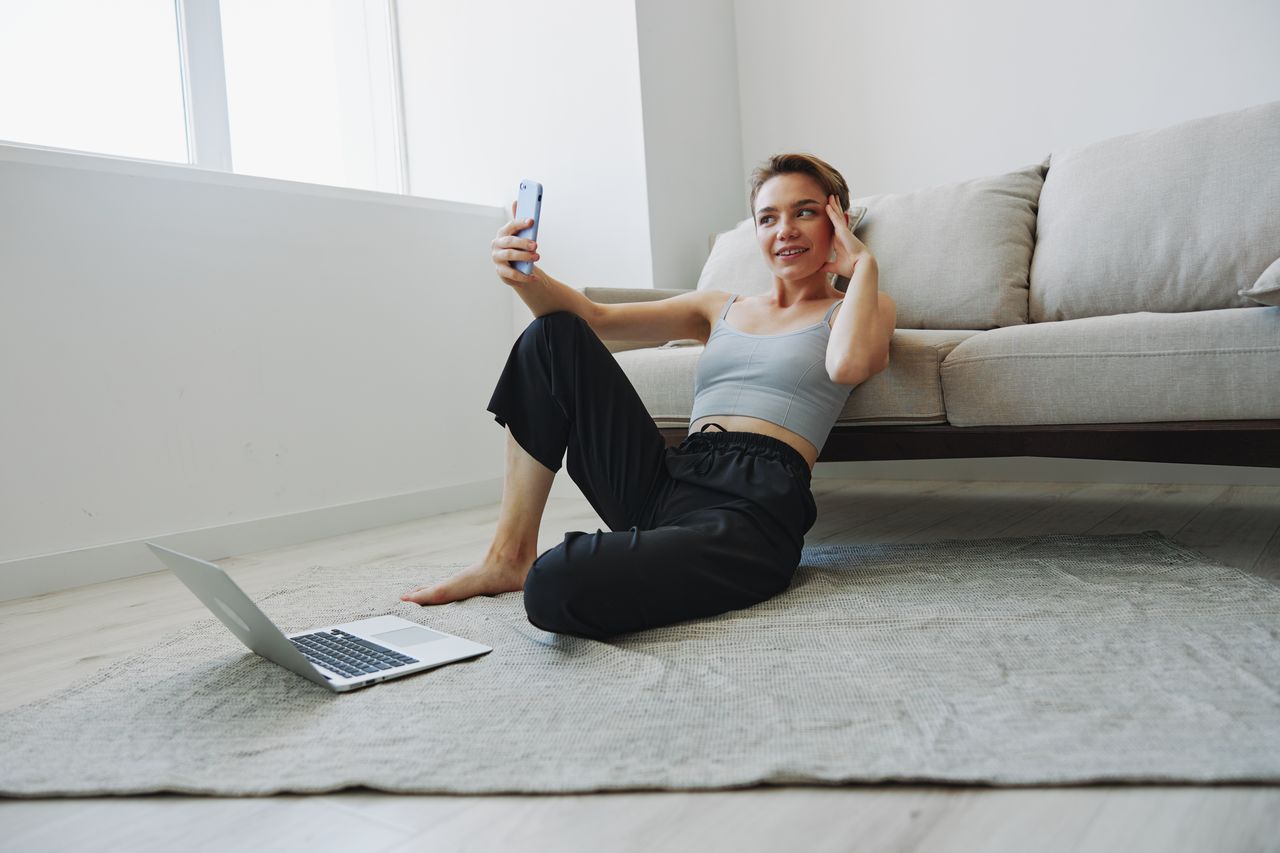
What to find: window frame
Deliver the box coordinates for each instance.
[175,0,233,171]
[1,0,411,194]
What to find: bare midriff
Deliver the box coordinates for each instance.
[688,415,819,472]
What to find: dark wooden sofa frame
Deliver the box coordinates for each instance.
[658,421,1280,468]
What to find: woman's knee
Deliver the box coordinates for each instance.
[525,310,586,338]
[521,549,612,639]
[521,557,560,630]
[515,311,589,363]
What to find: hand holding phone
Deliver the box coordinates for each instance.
[511,180,543,275]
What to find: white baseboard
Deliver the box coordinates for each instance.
[0,478,503,603]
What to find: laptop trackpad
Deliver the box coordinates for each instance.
[372,625,448,649]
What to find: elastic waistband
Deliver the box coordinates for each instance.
[677,429,812,486]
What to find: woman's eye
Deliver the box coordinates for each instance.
[799,208,815,216]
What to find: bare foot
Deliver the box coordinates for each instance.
[400,551,535,606]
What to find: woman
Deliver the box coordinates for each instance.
[402,153,896,640]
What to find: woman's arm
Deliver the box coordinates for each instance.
[491,205,601,323]
[826,255,890,383]
[818,195,892,383]
[511,268,602,322]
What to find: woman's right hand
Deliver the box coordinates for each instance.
[491,200,543,287]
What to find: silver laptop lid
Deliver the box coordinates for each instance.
[145,542,333,689]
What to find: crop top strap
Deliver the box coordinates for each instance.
[822,299,842,324]
[719,293,737,320]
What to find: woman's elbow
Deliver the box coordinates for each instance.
[832,357,874,386]
[859,352,890,383]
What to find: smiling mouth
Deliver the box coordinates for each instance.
[776,248,808,258]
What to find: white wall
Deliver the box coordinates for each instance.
[733,0,1280,196]
[635,0,745,290]
[395,0,653,308]
[0,145,511,600]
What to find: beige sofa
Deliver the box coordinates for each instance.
[581,101,1280,468]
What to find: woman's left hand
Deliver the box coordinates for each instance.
[819,194,873,280]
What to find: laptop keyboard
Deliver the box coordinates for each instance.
[290,629,419,679]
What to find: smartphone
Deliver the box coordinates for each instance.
[512,179,543,275]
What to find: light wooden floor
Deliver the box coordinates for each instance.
[4,478,1279,853]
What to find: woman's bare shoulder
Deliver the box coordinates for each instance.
[698,289,738,315]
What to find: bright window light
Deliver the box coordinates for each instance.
[0,0,188,163]
[218,0,404,193]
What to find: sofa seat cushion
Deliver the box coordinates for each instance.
[940,306,1280,427]
[1031,100,1280,321]
[612,329,978,429]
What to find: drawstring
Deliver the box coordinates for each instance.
[684,422,727,474]
[687,427,792,479]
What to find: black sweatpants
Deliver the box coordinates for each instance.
[487,310,819,641]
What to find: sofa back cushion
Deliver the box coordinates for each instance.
[696,164,1047,330]
[1240,257,1280,307]
[1030,100,1280,322]
[695,216,766,298]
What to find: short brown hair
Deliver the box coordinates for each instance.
[748,153,850,218]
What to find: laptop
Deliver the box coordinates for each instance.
[145,542,492,693]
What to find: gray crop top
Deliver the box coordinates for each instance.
[691,294,858,452]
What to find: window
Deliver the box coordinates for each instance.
[0,0,189,163]
[219,0,406,192]
[0,0,407,193]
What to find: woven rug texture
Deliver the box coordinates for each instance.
[2,531,1278,796]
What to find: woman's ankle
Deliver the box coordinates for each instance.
[486,539,539,567]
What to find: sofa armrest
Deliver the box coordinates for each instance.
[582,286,693,304]
[579,286,697,353]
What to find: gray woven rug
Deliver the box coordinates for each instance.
[3,531,1278,797]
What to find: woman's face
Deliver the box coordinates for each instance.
[753,173,838,282]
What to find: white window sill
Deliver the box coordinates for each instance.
[0,139,490,217]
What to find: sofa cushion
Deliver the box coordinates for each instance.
[1239,256,1280,307]
[835,329,976,426]
[696,166,1045,331]
[940,307,1280,427]
[851,164,1046,331]
[612,329,977,430]
[1030,100,1280,322]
